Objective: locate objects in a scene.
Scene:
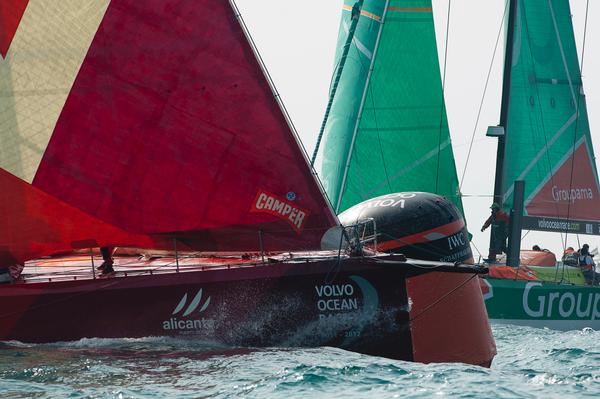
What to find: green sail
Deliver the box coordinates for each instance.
[314,0,464,218]
[501,0,600,232]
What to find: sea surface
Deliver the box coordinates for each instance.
[1,325,599,398]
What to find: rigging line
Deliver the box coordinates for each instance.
[470,239,483,258]
[435,0,451,194]
[342,6,390,198]
[336,0,391,213]
[563,0,590,246]
[312,3,364,165]
[458,0,509,191]
[526,1,588,244]
[369,78,393,193]
[502,115,576,202]
[543,0,577,234]
[363,139,451,198]
[376,238,466,260]
[231,0,339,219]
[409,273,477,322]
[341,7,391,196]
[310,54,343,168]
[520,3,562,221]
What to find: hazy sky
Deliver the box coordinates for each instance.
[234,0,599,258]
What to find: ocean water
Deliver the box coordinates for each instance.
[1,325,599,398]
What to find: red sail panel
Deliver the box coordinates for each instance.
[526,142,600,221]
[0,169,154,265]
[32,0,336,252]
[0,0,29,58]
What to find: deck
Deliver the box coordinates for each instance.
[16,251,341,284]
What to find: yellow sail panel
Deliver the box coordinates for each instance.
[0,0,110,182]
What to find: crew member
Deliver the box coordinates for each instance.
[562,247,579,267]
[578,244,600,285]
[0,263,24,283]
[481,203,509,262]
[98,246,115,275]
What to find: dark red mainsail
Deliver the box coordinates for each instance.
[0,168,154,265]
[0,0,337,263]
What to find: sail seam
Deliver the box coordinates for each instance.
[367,68,392,195]
[518,1,562,219]
[562,0,593,234]
[436,0,452,195]
[502,113,577,203]
[548,0,578,109]
[459,0,509,192]
[342,5,381,22]
[342,20,373,59]
[523,136,586,209]
[387,7,432,13]
[364,139,452,199]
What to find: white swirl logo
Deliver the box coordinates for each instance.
[172,289,211,316]
[163,288,214,332]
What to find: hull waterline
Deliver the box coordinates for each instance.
[0,256,496,366]
[481,277,600,330]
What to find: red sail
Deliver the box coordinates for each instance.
[0,169,155,265]
[526,141,600,221]
[1,0,337,262]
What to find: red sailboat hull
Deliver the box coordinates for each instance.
[0,256,495,366]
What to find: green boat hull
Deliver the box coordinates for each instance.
[482,277,600,330]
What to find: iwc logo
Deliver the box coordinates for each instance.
[162,288,215,332]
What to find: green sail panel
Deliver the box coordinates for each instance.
[314,0,385,214]
[502,0,600,233]
[315,0,464,218]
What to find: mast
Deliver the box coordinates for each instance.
[507,180,524,267]
[490,0,517,252]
